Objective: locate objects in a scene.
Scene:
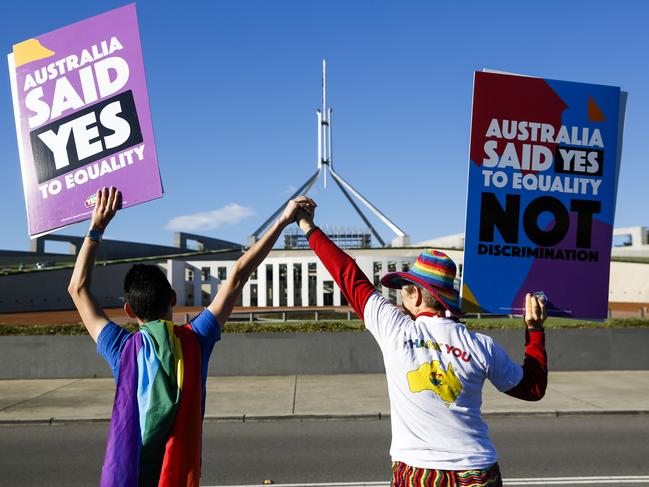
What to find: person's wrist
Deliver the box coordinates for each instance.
[276,215,291,228]
[89,218,107,230]
[298,218,315,234]
[87,225,104,242]
[525,322,545,331]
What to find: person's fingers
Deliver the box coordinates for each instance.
[95,188,103,209]
[106,187,116,211]
[297,201,314,213]
[530,296,541,322]
[525,292,532,320]
[284,200,300,219]
[111,190,122,211]
[106,186,117,212]
[539,298,547,321]
[295,198,312,210]
[294,196,317,207]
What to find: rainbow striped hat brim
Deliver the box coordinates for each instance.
[381,249,462,316]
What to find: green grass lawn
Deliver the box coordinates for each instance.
[0,316,647,336]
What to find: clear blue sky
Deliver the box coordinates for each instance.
[1,0,648,251]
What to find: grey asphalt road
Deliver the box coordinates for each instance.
[0,415,648,486]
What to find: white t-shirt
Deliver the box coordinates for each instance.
[363,292,523,470]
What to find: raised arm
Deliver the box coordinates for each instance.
[296,205,375,319]
[505,292,548,401]
[68,187,121,342]
[207,196,311,326]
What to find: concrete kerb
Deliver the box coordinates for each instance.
[2,409,649,426]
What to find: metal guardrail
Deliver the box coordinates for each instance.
[182,307,359,323]
[181,306,647,323]
[178,306,529,323]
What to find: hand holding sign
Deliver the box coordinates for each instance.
[90,186,121,231]
[524,292,547,331]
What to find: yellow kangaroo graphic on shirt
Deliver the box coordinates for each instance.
[407,360,463,404]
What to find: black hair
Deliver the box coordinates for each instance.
[124,264,174,322]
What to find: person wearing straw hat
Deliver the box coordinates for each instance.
[294,199,547,487]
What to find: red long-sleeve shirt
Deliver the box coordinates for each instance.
[504,330,547,400]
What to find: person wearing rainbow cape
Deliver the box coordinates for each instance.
[68,186,311,487]
[293,197,548,487]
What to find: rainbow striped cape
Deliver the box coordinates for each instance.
[100,321,202,487]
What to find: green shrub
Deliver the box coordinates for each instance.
[0,317,647,336]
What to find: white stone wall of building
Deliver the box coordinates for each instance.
[609,261,649,303]
[174,251,444,309]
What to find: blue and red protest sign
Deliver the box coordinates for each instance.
[462,71,625,320]
[7,4,162,237]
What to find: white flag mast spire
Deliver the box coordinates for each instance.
[248,60,409,247]
[317,59,333,188]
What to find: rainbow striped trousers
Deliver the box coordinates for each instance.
[392,461,502,487]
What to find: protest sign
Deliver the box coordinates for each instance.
[461,71,625,320]
[7,3,162,237]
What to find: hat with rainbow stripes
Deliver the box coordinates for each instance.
[381,249,462,316]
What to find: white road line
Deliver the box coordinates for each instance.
[205,476,649,487]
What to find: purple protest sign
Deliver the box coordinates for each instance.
[7,3,162,237]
